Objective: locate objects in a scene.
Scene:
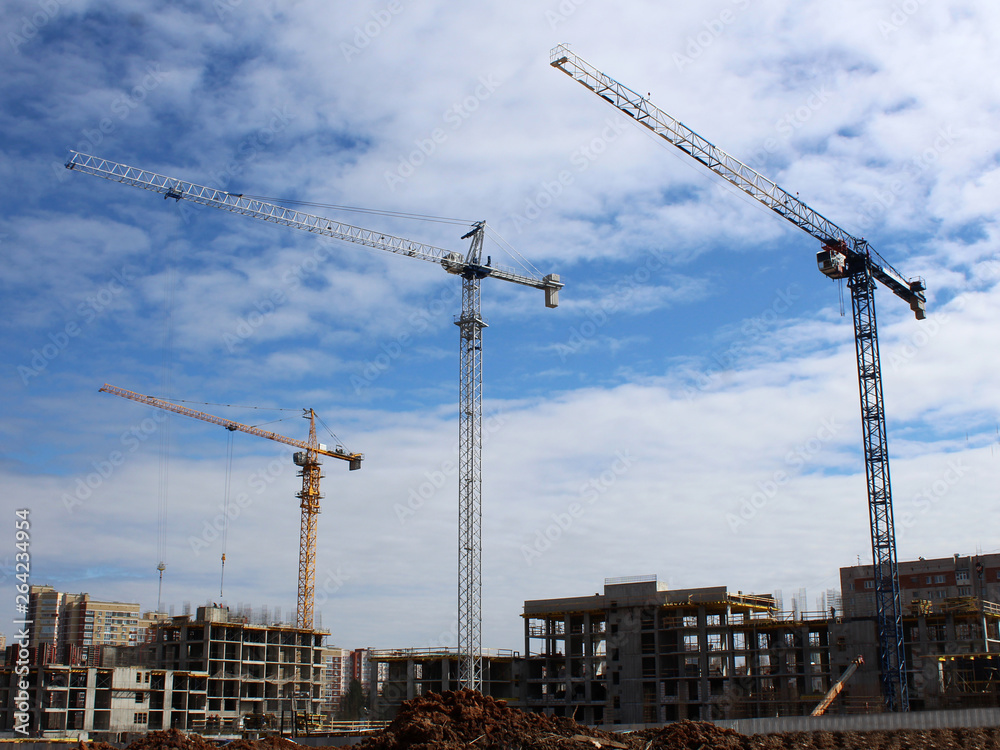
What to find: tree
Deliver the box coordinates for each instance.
[336,678,368,721]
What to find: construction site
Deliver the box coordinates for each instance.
[4,27,999,750]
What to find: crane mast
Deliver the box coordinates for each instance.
[70,154,562,691]
[551,45,925,710]
[456,223,489,689]
[99,383,361,629]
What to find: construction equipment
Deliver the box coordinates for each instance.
[812,655,864,716]
[99,382,362,629]
[68,154,563,690]
[551,45,924,711]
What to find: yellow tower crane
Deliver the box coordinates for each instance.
[100,383,362,629]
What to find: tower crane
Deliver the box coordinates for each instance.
[550,45,926,711]
[99,382,362,630]
[67,153,563,690]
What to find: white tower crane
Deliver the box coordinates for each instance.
[66,152,562,690]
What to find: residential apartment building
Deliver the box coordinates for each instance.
[320,646,348,714]
[26,586,164,665]
[841,553,1000,618]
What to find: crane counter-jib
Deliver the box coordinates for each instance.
[64,151,563,303]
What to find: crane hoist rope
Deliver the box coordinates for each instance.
[551,44,922,711]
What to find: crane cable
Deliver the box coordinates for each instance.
[241,198,548,283]
[238,197,474,227]
[220,430,235,597]
[156,255,176,613]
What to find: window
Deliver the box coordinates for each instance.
[864,581,874,589]
[135,692,145,703]
[133,713,147,724]
[925,576,932,585]
[956,570,969,581]
[136,673,142,683]
[958,586,971,596]
[934,575,946,584]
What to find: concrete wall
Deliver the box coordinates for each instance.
[714,706,1000,734]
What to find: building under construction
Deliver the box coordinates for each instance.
[151,605,326,722]
[521,576,837,724]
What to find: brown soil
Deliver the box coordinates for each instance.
[86,693,1000,750]
[350,690,1000,750]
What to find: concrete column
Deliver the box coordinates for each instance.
[698,605,709,719]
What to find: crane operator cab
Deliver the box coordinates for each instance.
[817,241,850,279]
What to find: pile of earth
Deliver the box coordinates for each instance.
[353,689,628,750]
[353,690,1000,750]
[76,693,1000,750]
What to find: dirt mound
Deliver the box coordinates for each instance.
[78,742,119,750]
[354,689,628,750]
[634,720,747,749]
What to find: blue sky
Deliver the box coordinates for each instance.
[2,0,999,652]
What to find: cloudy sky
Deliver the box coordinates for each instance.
[2,1,999,654]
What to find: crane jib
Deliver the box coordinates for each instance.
[550,47,924,320]
[64,151,562,302]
